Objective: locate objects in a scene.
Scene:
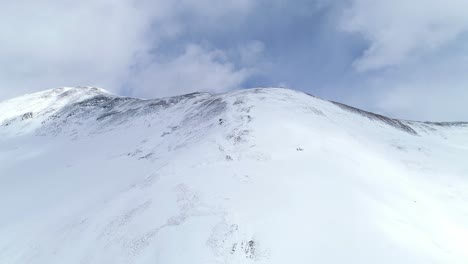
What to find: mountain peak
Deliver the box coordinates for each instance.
[0,86,111,134]
[1,87,468,139]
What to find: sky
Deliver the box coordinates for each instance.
[1,0,467,121]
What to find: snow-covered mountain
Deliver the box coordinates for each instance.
[1,87,467,264]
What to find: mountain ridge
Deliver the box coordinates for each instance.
[1,86,467,139]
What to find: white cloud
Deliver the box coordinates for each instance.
[376,83,468,122]
[371,49,468,121]
[238,40,265,66]
[0,1,152,99]
[338,0,468,121]
[127,44,253,98]
[0,0,256,100]
[342,0,468,71]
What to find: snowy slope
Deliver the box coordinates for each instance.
[0,87,467,264]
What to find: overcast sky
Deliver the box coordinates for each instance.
[1,0,467,121]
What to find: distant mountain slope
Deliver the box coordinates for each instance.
[1,87,467,264]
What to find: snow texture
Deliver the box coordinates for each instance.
[0,87,467,264]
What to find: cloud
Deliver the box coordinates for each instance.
[127,44,254,98]
[368,46,468,121]
[336,0,468,121]
[0,0,256,100]
[174,0,254,19]
[376,83,468,122]
[337,37,468,121]
[238,40,265,66]
[0,1,152,99]
[1,0,466,121]
[342,0,468,71]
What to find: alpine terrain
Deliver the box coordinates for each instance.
[1,86,467,264]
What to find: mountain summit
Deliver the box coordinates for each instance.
[1,87,467,264]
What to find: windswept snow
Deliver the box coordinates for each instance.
[0,87,467,264]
